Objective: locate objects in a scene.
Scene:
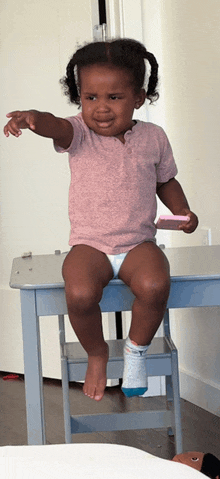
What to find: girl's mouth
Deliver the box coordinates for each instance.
[95,119,113,128]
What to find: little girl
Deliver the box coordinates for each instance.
[4,38,198,402]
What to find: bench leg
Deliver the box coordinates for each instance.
[20,290,46,445]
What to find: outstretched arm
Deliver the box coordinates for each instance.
[4,110,73,149]
[157,178,198,233]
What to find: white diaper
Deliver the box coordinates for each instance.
[106,252,129,279]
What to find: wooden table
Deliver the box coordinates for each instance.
[10,245,220,445]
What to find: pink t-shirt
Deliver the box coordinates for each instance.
[55,113,178,254]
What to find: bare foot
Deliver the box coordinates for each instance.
[83,343,109,401]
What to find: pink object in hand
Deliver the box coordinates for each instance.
[156,215,190,230]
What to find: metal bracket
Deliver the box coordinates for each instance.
[93,23,107,41]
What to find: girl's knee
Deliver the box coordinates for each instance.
[132,274,170,304]
[152,276,170,303]
[65,282,103,312]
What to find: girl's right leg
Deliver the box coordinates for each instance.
[62,245,113,401]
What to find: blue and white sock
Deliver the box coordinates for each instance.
[122,337,149,398]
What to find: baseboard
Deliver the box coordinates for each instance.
[140,370,220,418]
[179,368,220,417]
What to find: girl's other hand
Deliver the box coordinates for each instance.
[178,210,199,234]
[4,110,37,137]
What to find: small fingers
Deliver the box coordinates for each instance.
[179,213,198,233]
[179,223,192,233]
[6,110,20,117]
[178,217,190,231]
[4,120,22,138]
[4,110,35,137]
[6,110,23,120]
[4,125,21,138]
[4,111,20,136]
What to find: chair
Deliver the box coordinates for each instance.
[58,278,183,454]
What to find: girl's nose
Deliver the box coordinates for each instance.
[96,99,110,111]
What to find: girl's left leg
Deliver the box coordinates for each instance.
[118,241,170,396]
[118,241,170,345]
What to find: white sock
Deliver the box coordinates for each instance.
[122,336,149,397]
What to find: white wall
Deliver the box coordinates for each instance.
[0,0,100,377]
[142,0,220,415]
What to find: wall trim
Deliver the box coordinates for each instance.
[180,368,220,417]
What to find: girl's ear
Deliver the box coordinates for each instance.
[134,89,146,109]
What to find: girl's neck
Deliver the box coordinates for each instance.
[114,120,137,144]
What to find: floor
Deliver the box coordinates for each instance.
[1,371,220,459]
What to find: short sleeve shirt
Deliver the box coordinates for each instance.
[54,113,178,254]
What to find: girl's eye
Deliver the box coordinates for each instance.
[87,96,96,101]
[110,96,118,100]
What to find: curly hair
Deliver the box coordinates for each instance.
[60,38,159,107]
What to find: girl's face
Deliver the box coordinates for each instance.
[79,64,145,143]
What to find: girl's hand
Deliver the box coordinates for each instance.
[4,110,37,137]
[178,209,199,233]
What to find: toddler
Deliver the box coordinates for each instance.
[4,38,198,401]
